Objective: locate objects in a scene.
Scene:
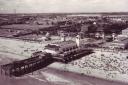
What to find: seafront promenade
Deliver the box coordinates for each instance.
[0,37,128,83]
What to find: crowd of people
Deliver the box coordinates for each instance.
[69,50,128,75]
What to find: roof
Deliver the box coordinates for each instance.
[45,44,59,49]
[113,37,128,45]
[97,27,104,32]
[49,40,77,49]
[45,40,77,49]
[122,28,128,31]
[1,24,54,30]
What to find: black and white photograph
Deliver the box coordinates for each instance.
[0,0,128,85]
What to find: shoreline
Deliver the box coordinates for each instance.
[0,37,128,83]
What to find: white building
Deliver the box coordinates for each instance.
[109,37,128,49]
[122,28,128,36]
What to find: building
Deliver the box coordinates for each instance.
[122,28,128,36]
[44,40,77,54]
[109,37,128,49]
[102,15,128,22]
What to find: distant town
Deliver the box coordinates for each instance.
[0,13,128,49]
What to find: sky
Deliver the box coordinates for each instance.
[0,0,128,13]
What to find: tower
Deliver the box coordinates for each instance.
[76,34,81,47]
[60,32,66,41]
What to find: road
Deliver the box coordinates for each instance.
[0,52,128,85]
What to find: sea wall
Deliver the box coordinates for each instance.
[0,37,128,83]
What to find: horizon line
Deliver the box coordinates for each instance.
[0,11,128,15]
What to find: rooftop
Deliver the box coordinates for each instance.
[122,28,128,31]
[51,40,76,47]
[0,24,54,30]
[113,37,128,44]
